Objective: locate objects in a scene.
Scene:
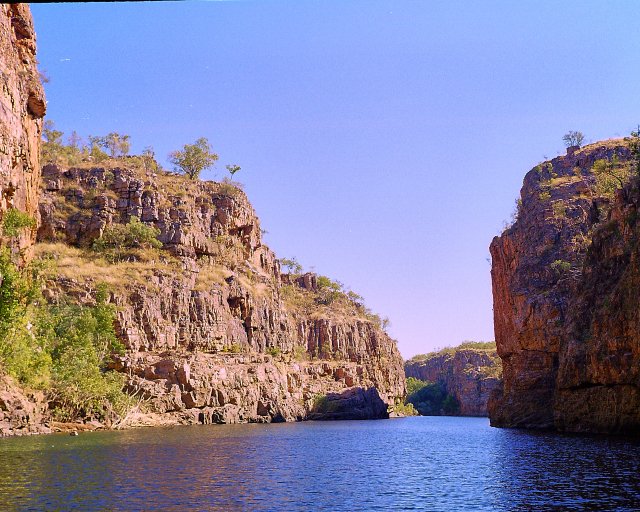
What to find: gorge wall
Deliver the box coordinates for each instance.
[0,4,45,260]
[0,4,405,436]
[490,139,640,434]
[405,345,502,416]
[31,163,405,429]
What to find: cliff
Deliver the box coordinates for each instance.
[490,138,640,434]
[29,162,405,429]
[405,343,502,416]
[0,4,45,261]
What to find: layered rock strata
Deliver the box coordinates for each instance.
[490,140,640,434]
[405,347,501,416]
[36,163,405,427]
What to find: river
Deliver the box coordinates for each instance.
[1,416,639,511]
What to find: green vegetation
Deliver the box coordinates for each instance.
[279,257,303,275]
[92,217,162,262]
[1,208,36,237]
[169,137,218,180]
[266,346,281,358]
[550,259,571,275]
[405,378,459,416]
[42,120,133,167]
[410,340,497,361]
[391,402,418,416]
[0,251,130,423]
[591,157,630,197]
[226,164,241,178]
[539,190,551,202]
[563,130,585,148]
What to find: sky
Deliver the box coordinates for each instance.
[32,1,640,359]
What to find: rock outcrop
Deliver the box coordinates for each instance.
[405,344,502,416]
[490,139,640,434]
[0,4,45,261]
[35,163,405,427]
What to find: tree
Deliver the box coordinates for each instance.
[563,131,585,148]
[68,130,82,150]
[169,137,218,180]
[102,132,130,158]
[226,164,241,178]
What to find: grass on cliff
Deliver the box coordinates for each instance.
[0,250,132,423]
[35,242,183,289]
[280,275,390,331]
[409,340,497,362]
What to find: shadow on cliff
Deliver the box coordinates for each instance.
[307,387,389,421]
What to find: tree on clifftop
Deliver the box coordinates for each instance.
[169,137,218,180]
[562,130,585,148]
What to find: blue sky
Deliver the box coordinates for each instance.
[32,1,640,358]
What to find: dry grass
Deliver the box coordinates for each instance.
[35,242,182,289]
[193,264,232,291]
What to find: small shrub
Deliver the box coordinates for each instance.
[93,217,161,261]
[550,259,571,274]
[539,190,551,202]
[266,346,281,358]
[2,208,36,237]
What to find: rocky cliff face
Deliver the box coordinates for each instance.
[490,139,640,434]
[0,4,45,261]
[35,163,405,427]
[405,346,501,416]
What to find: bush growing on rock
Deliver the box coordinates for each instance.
[1,208,36,237]
[0,251,129,422]
[93,217,162,261]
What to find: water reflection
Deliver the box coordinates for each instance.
[1,418,639,511]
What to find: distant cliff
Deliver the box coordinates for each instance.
[405,342,501,416]
[490,138,640,434]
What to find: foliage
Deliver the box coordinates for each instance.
[563,131,585,148]
[280,257,303,275]
[409,340,497,361]
[591,157,630,197]
[0,252,129,422]
[1,208,36,237]
[406,376,429,395]
[101,133,130,158]
[93,217,162,261]
[405,378,460,416]
[169,137,218,180]
[391,402,418,416]
[539,190,551,201]
[550,259,571,275]
[552,201,567,219]
[266,346,281,358]
[226,164,241,178]
[624,125,640,176]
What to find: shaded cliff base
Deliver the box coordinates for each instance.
[404,341,502,417]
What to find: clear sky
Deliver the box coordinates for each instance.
[32,1,640,359]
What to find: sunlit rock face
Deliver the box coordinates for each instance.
[490,139,640,434]
[0,4,45,262]
[37,163,406,426]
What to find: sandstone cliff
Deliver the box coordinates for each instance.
[0,4,45,260]
[490,139,640,434]
[405,343,501,416]
[32,162,405,428]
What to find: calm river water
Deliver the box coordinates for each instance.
[1,416,639,511]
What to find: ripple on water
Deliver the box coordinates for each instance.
[1,417,640,511]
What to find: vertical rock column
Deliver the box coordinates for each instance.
[0,3,45,261]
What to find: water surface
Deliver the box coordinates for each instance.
[1,417,639,511]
